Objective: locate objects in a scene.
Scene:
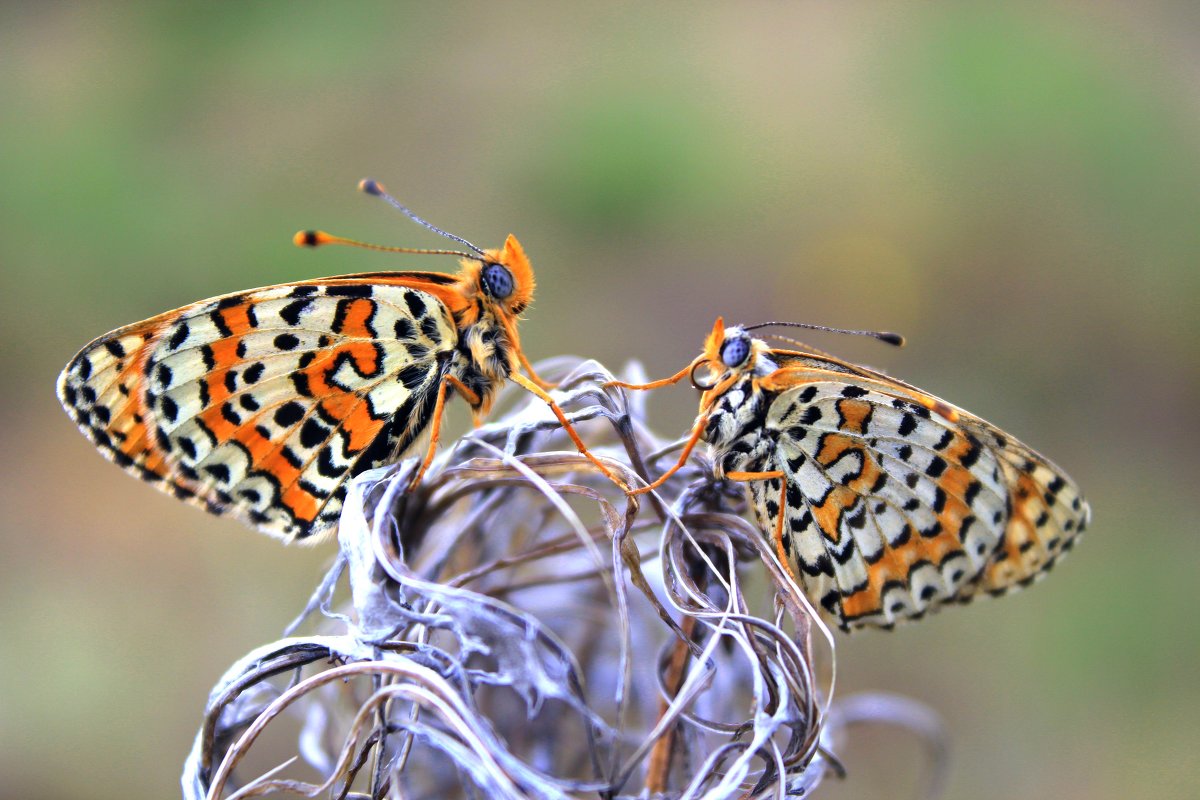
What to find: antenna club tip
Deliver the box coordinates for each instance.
[294,230,325,248]
[358,178,384,196]
[880,332,906,347]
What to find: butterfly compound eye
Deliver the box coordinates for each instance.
[481,263,514,300]
[719,336,751,368]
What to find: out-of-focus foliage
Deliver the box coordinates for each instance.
[1,3,1196,799]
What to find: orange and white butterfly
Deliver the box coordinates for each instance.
[58,180,617,543]
[615,317,1090,631]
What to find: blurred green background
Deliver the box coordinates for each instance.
[2,3,1197,799]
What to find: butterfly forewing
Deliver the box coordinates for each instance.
[58,279,458,542]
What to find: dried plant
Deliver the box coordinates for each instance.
[183,358,947,800]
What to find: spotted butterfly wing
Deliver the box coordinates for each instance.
[750,351,1089,629]
[58,276,461,541]
[623,318,1090,631]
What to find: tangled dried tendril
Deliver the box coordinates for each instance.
[183,357,947,799]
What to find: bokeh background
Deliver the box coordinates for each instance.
[3,3,1197,799]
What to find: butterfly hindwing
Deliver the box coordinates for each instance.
[960,420,1089,595]
[756,357,1088,629]
[58,279,459,542]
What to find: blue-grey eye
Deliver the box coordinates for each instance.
[720,336,750,367]
[481,263,514,299]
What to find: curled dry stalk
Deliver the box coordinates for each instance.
[182,358,948,800]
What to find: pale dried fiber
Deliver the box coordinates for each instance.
[183,358,946,799]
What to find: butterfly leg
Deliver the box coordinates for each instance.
[497,313,560,391]
[508,372,629,489]
[515,346,559,391]
[725,470,797,579]
[406,375,482,492]
[627,412,711,496]
[604,362,694,392]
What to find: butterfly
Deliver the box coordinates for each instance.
[57,179,619,543]
[613,317,1090,631]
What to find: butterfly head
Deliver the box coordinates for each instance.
[474,234,535,318]
[325,180,536,322]
[689,317,773,402]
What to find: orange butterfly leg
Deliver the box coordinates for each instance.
[516,347,558,391]
[725,470,798,579]
[445,374,482,406]
[496,313,558,391]
[443,375,488,428]
[507,372,628,489]
[604,362,694,392]
[406,376,456,493]
[406,373,488,491]
[627,412,711,496]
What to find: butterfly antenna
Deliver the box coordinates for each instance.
[745,320,905,347]
[761,332,841,360]
[358,178,487,257]
[292,229,474,259]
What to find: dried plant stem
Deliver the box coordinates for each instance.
[182,359,947,800]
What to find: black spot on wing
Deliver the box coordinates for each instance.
[327,284,373,298]
[168,323,189,350]
[960,434,982,468]
[404,292,427,318]
[176,436,198,461]
[298,479,330,500]
[204,463,231,484]
[420,316,442,344]
[279,299,309,325]
[160,395,179,423]
[209,309,232,337]
[300,418,328,449]
[281,446,303,470]
[316,447,342,479]
[394,318,415,340]
[291,371,311,397]
[397,363,429,391]
[221,402,241,426]
[274,401,305,428]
